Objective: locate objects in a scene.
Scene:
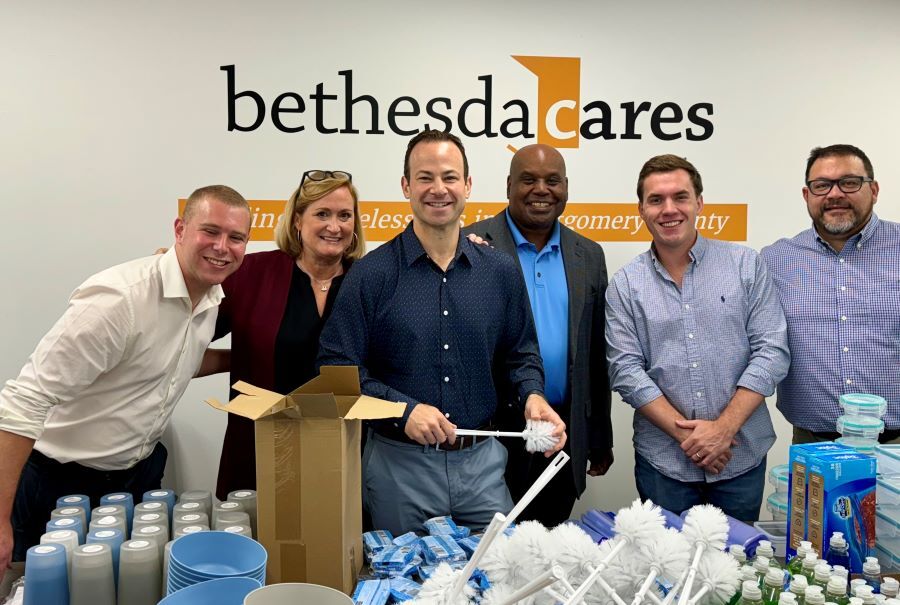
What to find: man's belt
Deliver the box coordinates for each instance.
[374,422,495,451]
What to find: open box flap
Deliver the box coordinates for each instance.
[205,381,288,420]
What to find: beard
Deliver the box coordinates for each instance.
[818,203,862,235]
[820,213,859,235]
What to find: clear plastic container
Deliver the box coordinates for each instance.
[879,478,900,507]
[754,520,788,559]
[836,415,885,440]
[876,543,900,577]
[837,437,877,456]
[767,492,789,522]
[840,394,888,418]
[875,505,900,542]
[769,464,790,493]
[877,445,900,478]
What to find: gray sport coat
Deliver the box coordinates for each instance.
[465,209,613,495]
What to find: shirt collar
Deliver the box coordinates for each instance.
[505,210,561,251]
[649,232,707,266]
[162,246,225,307]
[400,221,473,268]
[811,212,880,252]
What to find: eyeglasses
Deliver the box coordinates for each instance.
[299,170,352,188]
[806,175,873,196]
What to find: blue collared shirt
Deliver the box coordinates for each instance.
[505,213,569,406]
[605,235,790,482]
[761,214,900,432]
[318,222,544,429]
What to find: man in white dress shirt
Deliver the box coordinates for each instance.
[0,185,251,569]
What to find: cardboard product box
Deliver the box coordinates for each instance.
[787,442,853,558]
[207,366,405,594]
[806,450,877,573]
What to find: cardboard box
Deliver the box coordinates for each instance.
[787,442,854,557]
[207,366,405,593]
[786,442,876,571]
[806,450,877,572]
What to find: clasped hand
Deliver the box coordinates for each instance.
[675,418,737,474]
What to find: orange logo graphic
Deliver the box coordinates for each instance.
[513,56,581,148]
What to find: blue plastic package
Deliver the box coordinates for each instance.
[393,531,419,546]
[388,577,422,602]
[423,516,470,539]
[351,579,390,605]
[371,545,417,575]
[420,535,467,565]
[457,535,482,557]
[363,530,395,562]
[418,560,466,581]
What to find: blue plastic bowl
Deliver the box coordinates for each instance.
[169,531,267,578]
[159,577,261,604]
[169,557,265,583]
[167,571,265,596]
[167,563,264,591]
[169,555,265,577]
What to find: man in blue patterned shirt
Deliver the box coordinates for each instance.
[761,144,900,443]
[605,154,790,522]
[318,130,566,535]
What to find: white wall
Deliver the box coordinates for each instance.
[2,0,899,517]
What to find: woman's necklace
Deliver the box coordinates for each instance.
[298,259,342,292]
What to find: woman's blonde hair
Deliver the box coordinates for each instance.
[275,175,366,260]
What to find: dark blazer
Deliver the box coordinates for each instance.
[465,210,612,495]
[212,250,347,500]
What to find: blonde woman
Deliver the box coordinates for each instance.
[207,171,365,499]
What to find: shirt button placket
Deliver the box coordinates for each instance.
[439,272,448,402]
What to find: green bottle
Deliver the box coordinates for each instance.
[729,566,759,605]
[758,540,781,569]
[755,556,773,587]
[730,545,748,566]
[802,554,820,583]
[824,576,849,605]
[805,586,826,605]
[740,580,765,605]
[789,542,813,576]
[812,563,832,590]
[789,573,809,605]
[764,568,786,605]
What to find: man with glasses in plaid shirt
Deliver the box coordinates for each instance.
[761,144,900,444]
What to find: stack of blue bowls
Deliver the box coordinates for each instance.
[166,531,267,596]
[159,576,261,604]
